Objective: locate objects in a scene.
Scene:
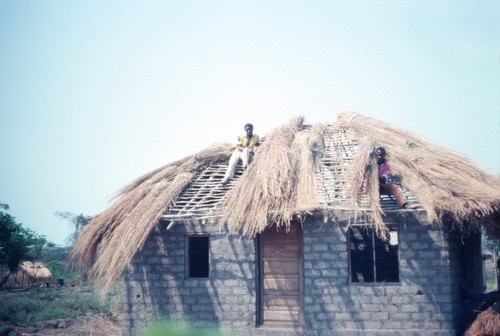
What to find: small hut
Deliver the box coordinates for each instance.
[10,261,53,287]
[22,261,53,286]
[71,112,500,336]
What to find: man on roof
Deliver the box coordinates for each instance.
[374,147,408,209]
[221,123,260,186]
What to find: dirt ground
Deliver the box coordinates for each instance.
[4,315,121,336]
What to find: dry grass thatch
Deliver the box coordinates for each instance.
[337,112,500,236]
[69,142,232,290]
[20,261,52,281]
[70,112,500,291]
[465,308,500,336]
[217,116,326,236]
[2,261,53,287]
[346,135,387,236]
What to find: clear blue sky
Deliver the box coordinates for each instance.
[1,1,499,246]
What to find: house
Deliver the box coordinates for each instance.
[71,112,500,336]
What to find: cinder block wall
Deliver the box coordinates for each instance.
[123,219,257,336]
[123,214,477,336]
[302,214,461,336]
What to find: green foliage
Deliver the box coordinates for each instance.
[141,320,231,336]
[39,245,88,286]
[1,204,47,286]
[46,260,85,285]
[0,287,123,325]
[41,246,71,263]
[0,323,9,335]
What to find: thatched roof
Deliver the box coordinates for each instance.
[70,112,500,290]
[20,261,52,281]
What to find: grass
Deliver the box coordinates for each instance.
[0,286,123,327]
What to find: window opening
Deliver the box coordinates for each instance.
[187,236,209,278]
[349,225,399,283]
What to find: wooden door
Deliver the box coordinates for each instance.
[259,222,302,327]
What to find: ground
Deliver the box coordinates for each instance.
[4,315,121,336]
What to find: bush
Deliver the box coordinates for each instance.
[40,246,71,262]
[141,320,231,336]
[46,260,85,286]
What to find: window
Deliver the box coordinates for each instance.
[187,236,209,278]
[348,225,399,283]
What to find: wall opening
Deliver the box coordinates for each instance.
[187,235,209,278]
[349,224,399,283]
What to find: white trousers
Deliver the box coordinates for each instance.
[223,148,251,181]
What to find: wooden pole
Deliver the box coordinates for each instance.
[495,247,498,291]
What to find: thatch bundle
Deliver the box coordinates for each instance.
[217,116,325,236]
[465,308,500,336]
[337,112,500,235]
[70,112,500,291]
[70,142,232,289]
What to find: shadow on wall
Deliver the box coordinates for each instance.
[124,219,256,334]
[303,213,475,333]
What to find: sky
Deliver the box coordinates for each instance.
[1,1,499,246]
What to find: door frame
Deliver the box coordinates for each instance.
[256,222,303,327]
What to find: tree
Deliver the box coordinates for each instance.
[0,203,47,287]
[55,212,91,246]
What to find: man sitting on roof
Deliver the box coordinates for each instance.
[221,123,260,186]
[375,147,408,209]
